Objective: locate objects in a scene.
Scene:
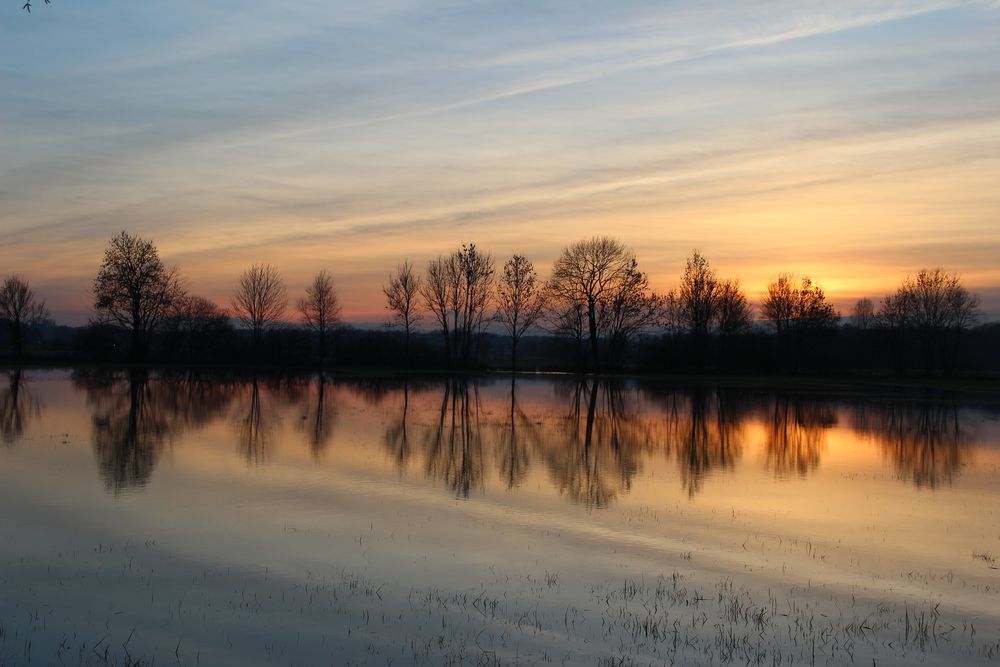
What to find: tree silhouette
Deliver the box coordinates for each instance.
[546,301,587,369]
[547,237,642,369]
[232,264,287,354]
[679,250,718,369]
[495,255,547,371]
[0,275,49,358]
[421,254,455,362]
[383,261,422,360]
[882,268,980,375]
[714,278,752,336]
[421,244,494,365]
[163,295,232,362]
[762,274,838,372]
[92,231,183,361]
[298,270,341,363]
[598,259,662,366]
[852,297,875,330]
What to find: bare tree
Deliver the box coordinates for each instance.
[678,250,718,368]
[0,275,49,358]
[93,231,183,360]
[422,255,454,362]
[762,274,838,333]
[714,278,752,337]
[298,270,342,363]
[598,260,662,365]
[421,244,495,365]
[383,261,422,359]
[165,295,231,362]
[546,301,587,368]
[455,243,495,362]
[231,264,287,353]
[762,273,838,371]
[852,297,875,330]
[876,291,911,375]
[761,273,796,335]
[547,237,636,369]
[495,255,547,370]
[884,268,980,374]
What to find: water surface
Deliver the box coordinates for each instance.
[1,369,998,665]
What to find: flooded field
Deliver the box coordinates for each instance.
[0,369,998,666]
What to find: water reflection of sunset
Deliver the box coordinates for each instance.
[3,370,1000,665]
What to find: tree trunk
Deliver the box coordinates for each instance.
[587,299,600,370]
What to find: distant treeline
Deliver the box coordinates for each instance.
[0,231,996,375]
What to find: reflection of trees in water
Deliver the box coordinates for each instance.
[234,377,273,465]
[231,374,311,465]
[383,380,413,471]
[297,373,337,458]
[423,379,486,498]
[383,377,539,492]
[497,377,541,490]
[368,380,989,497]
[348,377,412,407]
[763,397,836,478]
[540,380,656,508]
[656,388,747,497]
[0,370,42,445]
[849,402,976,488]
[76,370,235,493]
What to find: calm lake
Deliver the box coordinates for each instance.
[0,369,998,666]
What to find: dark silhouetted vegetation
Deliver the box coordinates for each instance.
[0,275,48,358]
[92,231,182,361]
[232,263,287,355]
[1,231,995,377]
[383,261,422,360]
[298,270,341,363]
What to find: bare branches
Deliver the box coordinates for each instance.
[679,250,718,338]
[762,274,837,334]
[384,261,422,355]
[852,298,875,330]
[298,270,341,361]
[0,275,49,357]
[495,255,547,369]
[715,278,752,336]
[421,244,494,364]
[547,237,644,368]
[762,273,838,372]
[231,263,287,352]
[92,231,183,360]
[878,268,981,374]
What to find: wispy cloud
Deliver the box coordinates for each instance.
[2,0,999,323]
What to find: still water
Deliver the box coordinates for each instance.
[0,369,998,666]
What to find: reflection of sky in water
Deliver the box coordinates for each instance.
[1,369,999,665]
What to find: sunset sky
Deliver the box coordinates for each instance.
[2,0,999,325]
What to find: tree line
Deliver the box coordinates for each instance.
[0,230,991,375]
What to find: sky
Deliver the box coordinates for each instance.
[2,0,999,325]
